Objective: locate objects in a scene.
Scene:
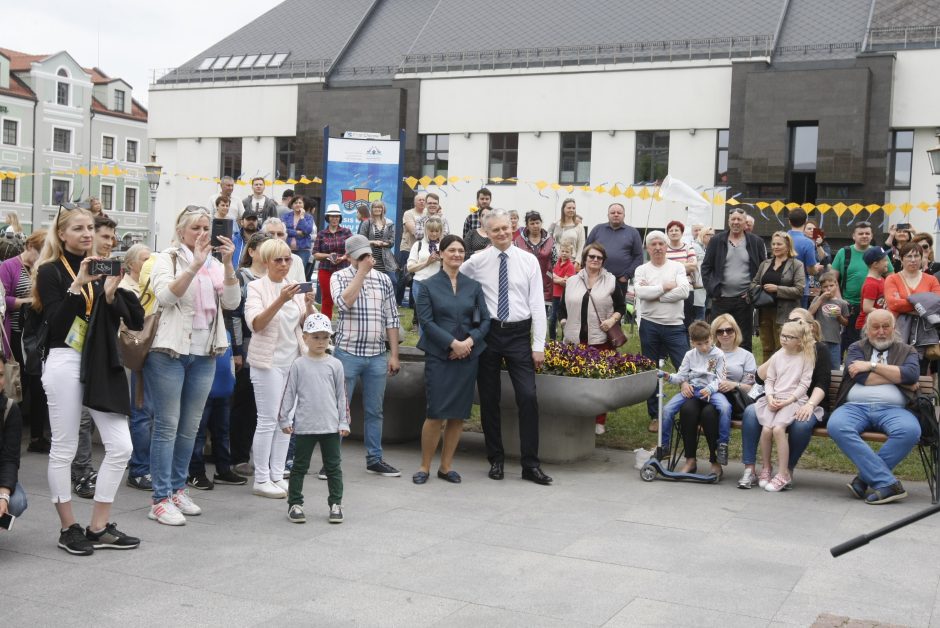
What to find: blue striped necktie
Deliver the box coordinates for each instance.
[497,252,509,321]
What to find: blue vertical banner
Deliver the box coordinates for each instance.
[322,135,403,246]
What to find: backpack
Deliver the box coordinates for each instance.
[20,304,49,377]
[838,245,853,295]
[908,394,939,446]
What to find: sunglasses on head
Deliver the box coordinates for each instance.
[855,221,872,229]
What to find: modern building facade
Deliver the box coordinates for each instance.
[149,0,940,250]
[0,47,149,240]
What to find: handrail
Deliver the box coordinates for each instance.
[864,25,940,51]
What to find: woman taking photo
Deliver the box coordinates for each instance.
[551,198,585,261]
[245,238,317,498]
[911,232,940,274]
[145,206,239,526]
[557,243,625,435]
[884,242,940,374]
[750,231,805,356]
[413,234,490,484]
[1,229,48,452]
[464,208,492,258]
[35,206,143,554]
[282,194,315,269]
[407,217,445,309]
[358,200,398,284]
[313,205,351,318]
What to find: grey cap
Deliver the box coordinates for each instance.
[345,234,372,259]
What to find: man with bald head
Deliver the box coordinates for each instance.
[828,309,921,504]
[585,203,643,299]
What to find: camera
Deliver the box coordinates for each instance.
[90,259,122,276]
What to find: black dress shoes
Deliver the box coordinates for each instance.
[522,467,553,485]
[488,462,504,480]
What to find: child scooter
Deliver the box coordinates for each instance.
[639,360,719,484]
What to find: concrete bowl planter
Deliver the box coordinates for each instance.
[347,346,427,443]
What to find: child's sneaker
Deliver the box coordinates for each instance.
[329,503,343,524]
[764,474,792,493]
[288,504,306,523]
[757,467,773,489]
[716,443,729,466]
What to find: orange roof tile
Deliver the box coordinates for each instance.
[90,96,147,122]
[0,73,37,102]
[0,47,49,71]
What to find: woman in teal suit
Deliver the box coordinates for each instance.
[414,234,490,484]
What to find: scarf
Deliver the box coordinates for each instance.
[176,245,223,330]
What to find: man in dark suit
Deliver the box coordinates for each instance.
[241,177,279,221]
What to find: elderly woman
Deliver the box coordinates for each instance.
[145,206,239,526]
[750,231,805,356]
[551,198,585,260]
[557,242,625,434]
[738,307,831,489]
[357,200,398,284]
[514,211,556,307]
[885,241,940,374]
[674,314,757,477]
[413,234,490,484]
[118,244,151,297]
[282,194,315,269]
[245,238,317,499]
[313,205,352,319]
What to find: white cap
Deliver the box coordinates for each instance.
[303,313,333,334]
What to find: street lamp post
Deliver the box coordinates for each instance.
[144,158,162,249]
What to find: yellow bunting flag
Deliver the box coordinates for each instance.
[713,194,725,205]
[433,175,447,186]
[448,176,461,184]
[727,197,740,206]
[800,203,814,212]
[469,205,478,213]
[756,201,770,210]
[816,203,832,214]
[771,200,785,214]
[865,204,880,213]
[312,177,322,184]
[489,177,504,183]
[550,183,562,190]
[637,187,651,200]
[274,179,284,186]
[882,203,896,215]
[623,186,636,199]
[900,202,913,215]
[535,180,548,191]
[286,178,298,185]
[418,176,432,187]
[918,202,931,211]
[593,185,607,194]
[848,203,864,216]
[565,185,574,193]
[785,202,799,210]
[832,202,848,217]
[404,176,418,190]
[609,185,622,197]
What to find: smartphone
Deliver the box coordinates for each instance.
[211,218,233,247]
[90,258,122,276]
[295,282,314,293]
[897,223,911,231]
[0,512,14,531]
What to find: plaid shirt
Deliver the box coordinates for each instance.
[330,267,401,357]
[462,212,481,239]
[314,227,352,271]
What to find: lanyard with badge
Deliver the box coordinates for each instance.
[60,256,94,353]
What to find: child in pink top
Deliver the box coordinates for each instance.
[549,240,578,341]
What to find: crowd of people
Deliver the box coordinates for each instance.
[0,182,935,559]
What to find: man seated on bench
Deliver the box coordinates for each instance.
[829,309,921,504]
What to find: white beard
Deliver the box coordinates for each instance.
[870,338,894,351]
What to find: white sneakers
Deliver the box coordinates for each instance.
[171,489,202,516]
[274,479,289,493]
[595,423,606,435]
[253,481,287,499]
[149,499,186,526]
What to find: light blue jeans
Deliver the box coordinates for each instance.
[661,388,731,449]
[128,373,153,479]
[741,403,817,470]
[827,403,920,490]
[823,341,841,369]
[334,347,388,466]
[144,351,216,501]
[8,482,27,517]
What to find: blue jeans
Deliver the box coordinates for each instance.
[189,396,233,476]
[128,373,153,479]
[828,403,920,490]
[334,348,388,466]
[294,249,311,268]
[639,320,689,418]
[8,482,27,517]
[548,296,562,341]
[741,403,818,469]
[823,341,841,369]
[661,389,731,448]
[145,351,216,501]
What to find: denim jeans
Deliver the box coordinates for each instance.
[827,403,920,490]
[8,482,27,517]
[128,373,154,479]
[823,341,841,369]
[741,403,818,470]
[334,347,388,465]
[548,296,562,341]
[661,389,731,448]
[144,351,216,501]
[394,250,411,305]
[639,320,689,418]
[189,396,233,477]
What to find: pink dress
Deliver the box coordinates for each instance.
[755,349,816,427]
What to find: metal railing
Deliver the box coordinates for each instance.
[151,59,331,85]
[865,25,940,51]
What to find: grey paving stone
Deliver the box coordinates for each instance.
[605,597,771,627]
[775,592,927,627]
[434,602,595,627]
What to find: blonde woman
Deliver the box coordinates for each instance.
[551,198,585,260]
[749,231,805,356]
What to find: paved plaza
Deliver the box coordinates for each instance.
[3,433,940,627]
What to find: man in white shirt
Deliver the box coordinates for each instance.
[262,217,306,283]
[634,230,691,432]
[242,177,279,221]
[461,209,552,485]
[209,176,241,220]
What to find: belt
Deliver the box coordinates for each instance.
[490,318,532,330]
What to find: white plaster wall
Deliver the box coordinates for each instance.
[241,137,277,180]
[890,50,940,128]
[885,128,940,237]
[152,137,221,249]
[148,84,298,138]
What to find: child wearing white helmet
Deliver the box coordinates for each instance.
[277,313,349,524]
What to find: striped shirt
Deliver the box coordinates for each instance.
[330,267,401,357]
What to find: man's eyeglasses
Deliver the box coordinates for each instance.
[586,254,604,261]
[716,327,735,336]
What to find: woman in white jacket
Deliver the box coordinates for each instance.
[144,206,240,526]
[245,238,316,498]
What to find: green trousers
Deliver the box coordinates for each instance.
[289,433,343,507]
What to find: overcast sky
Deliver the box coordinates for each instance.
[4,0,285,107]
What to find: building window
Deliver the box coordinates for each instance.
[1,178,14,203]
[716,129,729,185]
[2,120,16,146]
[124,187,137,213]
[56,69,69,106]
[114,89,125,111]
[635,131,670,184]
[790,124,818,171]
[559,132,592,185]
[102,135,114,159]
[126,139,138,163]
[53,128,72,153]
[101,184,114,211]
[420,134,449,178]
[887,130,914,189]
[52,179,71,205]
[220,138,243,179]
[276,137,304,180]
[488,133,518,181]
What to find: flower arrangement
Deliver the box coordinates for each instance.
[538,341,655,380]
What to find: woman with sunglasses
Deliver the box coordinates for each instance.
[245,238,317,498]
[749,231,805,357]
[557,243,625,435]
[885,241,940,375]
[34,205,144,554]
[738,308,831,490]
[144,206,240,525]
[911,233,940,275]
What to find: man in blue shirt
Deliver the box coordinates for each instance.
[787,208,820,307]
[585,203,644,299]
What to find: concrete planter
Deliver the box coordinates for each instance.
[347,346,426,444]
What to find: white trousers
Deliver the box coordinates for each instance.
[250,365,292,484]
[43,348,132,504]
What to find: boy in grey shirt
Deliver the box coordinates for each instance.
[279,313,350,524]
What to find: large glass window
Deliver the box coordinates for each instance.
[101,184,114,211]
[1,178,14,203]
[220,138,243,179]
[53,128,72,153]
[420,134,449,178]
[790,124,818,171]
[126,139,138,163]
[276,137,304,180]
[488,133,518,181]
[716,129,729,185]
[52,179,71,205]
[2,120,17,146]
[124,187,137,213]
[635,131,670,184]
[887,129,914,189]
[559,132,591,185]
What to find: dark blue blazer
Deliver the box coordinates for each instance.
[416,270,490,360]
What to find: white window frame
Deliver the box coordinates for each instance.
[123,185,138,213]
[51,125,73,154]
[124,138,139,163]
[101,133,116,160]
[50,177,72,206]
[0,176,17,204]
[100,182,115,211]
[1,117,20,147]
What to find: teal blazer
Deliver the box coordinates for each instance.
[415,270,490,360]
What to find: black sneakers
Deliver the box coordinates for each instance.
[366,460,400,477]
[58,523,95,556]
[73,472,97,499]
[187,474,214,490]
[126,474,153,491]
[213,469,248,485]
[85,523,140,550]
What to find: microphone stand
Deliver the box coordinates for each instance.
[830,504,940,557]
